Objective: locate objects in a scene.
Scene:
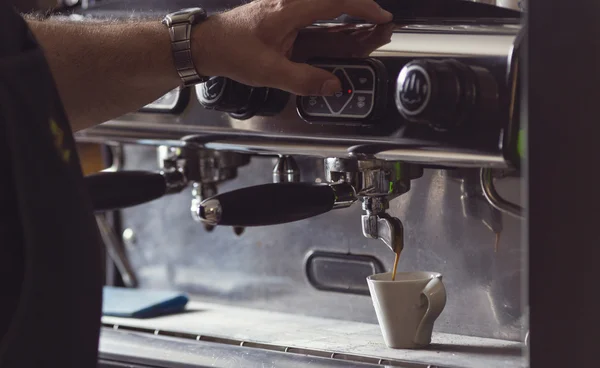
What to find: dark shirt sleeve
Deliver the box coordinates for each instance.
[0,4,36,57]
[0,1,32,345]
[0,4,104,368]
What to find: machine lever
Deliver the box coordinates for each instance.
[197,182,356,227]
[87,170,186,212]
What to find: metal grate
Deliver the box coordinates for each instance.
[103,322,452,368]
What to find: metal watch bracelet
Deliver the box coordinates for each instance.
[162,8,209,86]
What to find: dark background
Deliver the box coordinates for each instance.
[528,0,599,367]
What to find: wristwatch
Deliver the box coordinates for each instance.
[162,8,209,86]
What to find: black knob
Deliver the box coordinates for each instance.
[197,76,266,119]
[395,59,486,130]
[258,88,290,116]
[196,77,288,119]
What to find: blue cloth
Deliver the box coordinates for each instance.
[102,286,189,318]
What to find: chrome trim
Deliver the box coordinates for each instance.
[142,88,182,111]
[96,216,138,288]
[197,198,222,225]
[273,156,301,183]
[100,144,124,173]
[76,125,507,168]
[371,29,516,58]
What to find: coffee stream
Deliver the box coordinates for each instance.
[494,232,500,253]
[391,250,401,281]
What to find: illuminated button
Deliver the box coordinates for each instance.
[324,69,353,113]
[301,96,331,115]
[341,92,373,117]
[344,67,375,91]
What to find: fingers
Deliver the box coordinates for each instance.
[292,23,393,61]
[357,22,394,47]
[291,0,393,26]
[205,0,394,96]
[334,0,393,23]
[256,50,341,96]
[291,31,360,61]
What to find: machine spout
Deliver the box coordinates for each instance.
[325,157,420,253]
[362,213,404,253]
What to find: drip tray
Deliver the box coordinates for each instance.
[100,301,526,368]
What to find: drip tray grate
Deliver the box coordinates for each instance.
[103,322,446,368]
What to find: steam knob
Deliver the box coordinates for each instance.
[395,59,479,130]
[259,88,290,117]
[197,76,266,119]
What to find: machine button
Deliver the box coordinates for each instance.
[344,67,375,91]
[296,58,387,124]
[324,69,353,113]
[341,92,373,117]
[301,96,331,115]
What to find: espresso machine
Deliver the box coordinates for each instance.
[73,0,529,367]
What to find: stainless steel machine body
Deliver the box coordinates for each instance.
[78,24,522,168]
[74,1,527,367]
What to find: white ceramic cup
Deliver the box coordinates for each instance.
[367,271,447,349]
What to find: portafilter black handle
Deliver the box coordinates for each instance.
[197,182,356,227]
[86,170,176,212]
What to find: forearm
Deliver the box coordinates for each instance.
[22,0,390,131]
[26,17,181,132]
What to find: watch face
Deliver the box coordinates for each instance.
[166,8,207,25]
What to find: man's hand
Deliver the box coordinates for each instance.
[192,0,392,96]
[292,23,395,62]
[26,0,392,131]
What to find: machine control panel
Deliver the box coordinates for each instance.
[131,53,514,167]
[297,59,387,124]
[302,67,374,117]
